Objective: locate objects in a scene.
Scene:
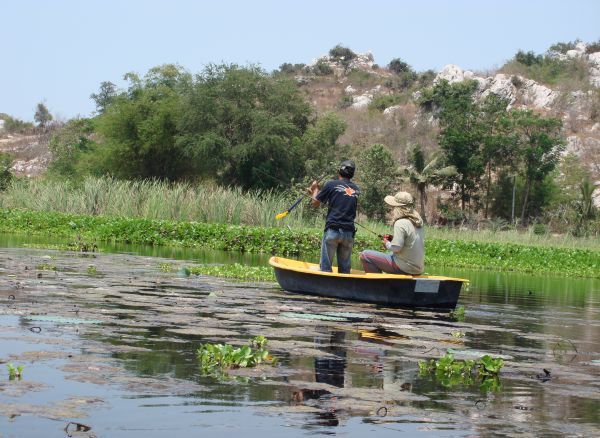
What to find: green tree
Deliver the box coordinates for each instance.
[90,81,117,114]
[420,79,484,210]
[0,152,13,191]
[177,64,315,189]
[478,94,514,218]
[509,109,564,224]
[358,144,397,220]
[48,118,95,178]
[34,102,53,128]
[404,145,457,224]
[95,64,193,180]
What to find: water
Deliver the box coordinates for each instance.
[0,237,599,437]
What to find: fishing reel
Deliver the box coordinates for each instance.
[382,234,393,242]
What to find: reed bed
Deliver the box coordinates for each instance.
[0,177,321,229]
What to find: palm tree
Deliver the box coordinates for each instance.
[403,145,457,224]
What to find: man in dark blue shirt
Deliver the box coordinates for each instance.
[308,160,360,274]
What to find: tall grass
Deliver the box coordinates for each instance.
[1,176,598,250]
[0,177,322,229]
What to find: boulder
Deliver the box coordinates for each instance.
[345,85,356,95]
[383,105,402,117]
[434,64,466,84]
[520,79,557,108]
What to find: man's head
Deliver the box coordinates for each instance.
[338,160,355,179]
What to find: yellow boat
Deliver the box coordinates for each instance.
[269,256,468,309]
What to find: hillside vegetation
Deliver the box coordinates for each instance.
[1,39,599,237]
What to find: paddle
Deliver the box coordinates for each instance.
[275,170,330,220]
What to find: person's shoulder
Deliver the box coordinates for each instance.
[394,218,413,229]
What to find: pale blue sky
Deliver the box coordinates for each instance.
[2,0,599,121]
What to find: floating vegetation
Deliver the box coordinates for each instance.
[7,363,24,380]
[35,263,57,271]
[22,240,98,252]
[158,262,175,273]
[1,208,599,277]
[419,350,504,392]
[450,305,466,321]
[189,264,275,282]
[176,266,191,278]
[196,336,276,376]
[86,265,97,275]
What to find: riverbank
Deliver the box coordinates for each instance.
[1,208,598,278]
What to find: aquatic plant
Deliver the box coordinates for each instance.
[1,208,599,278]
[418,350,504,391]
[86,265,97,275]
[450,305,466,321]
[35,263,57,271]
[7,363,24,380]
[189,264,275,282]
[196,336,276,376]
[158,262,174,273]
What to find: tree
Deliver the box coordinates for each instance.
[358,144,397,220]
[509,109,564,224]
[0,152,13,191]
[95,64,193,180]
[478,94,514,218]
[420,79,484,210]
[404,145,457,224]
[388,58,412,75]
[177,64,316,189]
[34,102,53,127]
[90,81,117,114]
[48,118,95,178]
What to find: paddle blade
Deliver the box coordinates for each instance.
[275,211,288,220]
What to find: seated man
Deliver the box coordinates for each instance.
[359,191,424,275]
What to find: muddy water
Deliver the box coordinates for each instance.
[0,247,599,437]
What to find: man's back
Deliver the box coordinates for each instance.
[316,178,360,232]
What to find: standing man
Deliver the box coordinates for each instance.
[308,160,360,274]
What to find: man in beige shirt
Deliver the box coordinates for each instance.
[359,191,425,275]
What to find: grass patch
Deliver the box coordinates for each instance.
[189,264,275,282]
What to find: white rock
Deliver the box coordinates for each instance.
[587,52,600,87]
[593,182,600,208]
[590,122,600,133]
[565,135,583,156]
[566,49,584,58]
[383,105,402,117]
[434,64,465,84]
[351,94,372,109]
[481,74,517,104]
[520,79,557,108]
[345,85,356,95]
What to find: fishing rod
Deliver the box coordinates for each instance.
[353,221,392,242]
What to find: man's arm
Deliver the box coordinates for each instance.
[308,180,321,207]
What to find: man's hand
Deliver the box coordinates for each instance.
[308,180,321,207]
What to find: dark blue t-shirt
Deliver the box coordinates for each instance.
[316,178,360,232]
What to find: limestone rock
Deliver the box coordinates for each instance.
[587,52,600,87]
[434,64,466,84]
[345,85,356,95]
[520,78,557,108]
[383,105,402,117]
[593,182,600,208]
[351,85,382,109]
[565,135,583,156]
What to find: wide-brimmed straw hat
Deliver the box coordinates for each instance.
[384,191,414,207]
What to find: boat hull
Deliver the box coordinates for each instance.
[270,257,466,309]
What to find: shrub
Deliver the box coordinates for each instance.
[312,60,334,76]
[586,39,600,54]
[0,113,34,134]
[337,95,354,109]
[515,50,543,66]
[0,152,13,191]
[511,75,523,88]
[548,40,578,55]
[278,63,306,74]
[329,45,356,62]
[368,94,406,112]
[388,58,412,75]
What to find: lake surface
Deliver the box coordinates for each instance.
[0,235,599,437]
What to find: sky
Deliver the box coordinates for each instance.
[1,0,599,121]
